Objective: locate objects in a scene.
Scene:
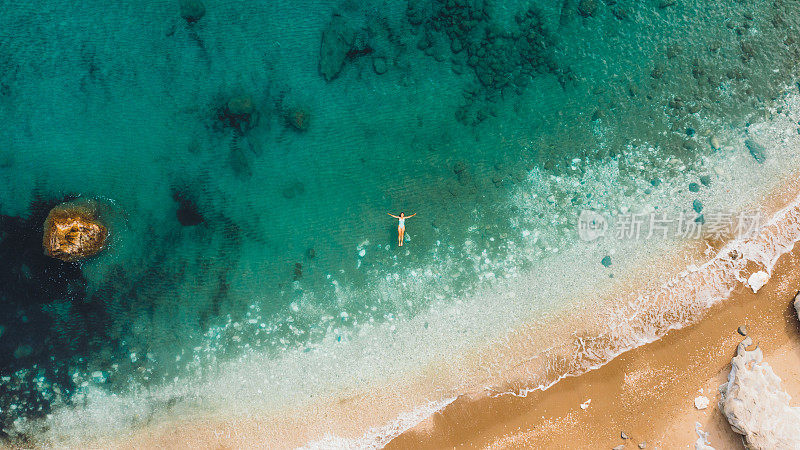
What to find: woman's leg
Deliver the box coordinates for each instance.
[398,227,404,246]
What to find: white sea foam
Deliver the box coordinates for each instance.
[303,397,456,450]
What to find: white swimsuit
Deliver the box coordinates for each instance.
[398,218,405,229]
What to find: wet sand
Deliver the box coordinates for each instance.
[388,196,800,449]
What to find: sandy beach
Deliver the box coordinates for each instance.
[387,251,800,448]
[388,182,800,449]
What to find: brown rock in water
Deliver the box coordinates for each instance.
[285,107,310,131]
[293,262,303,280]
[227,96,254,116]
[43,200,108,262]
[219,95,256,132]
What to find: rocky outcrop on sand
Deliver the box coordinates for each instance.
[794,291,800,320]
[42,200,108,262]
[718,336,800,449]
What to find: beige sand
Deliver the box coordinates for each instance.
[388,226,800,449]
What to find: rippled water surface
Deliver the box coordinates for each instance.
[2,0,800,444]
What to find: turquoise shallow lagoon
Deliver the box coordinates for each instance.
[3,0,800,445]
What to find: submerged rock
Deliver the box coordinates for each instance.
[319,14,354,82]
[718,337,800,448]
[372,56,388,75]
[577,0,597,17]
[227,96,253,116]
[172,190,204,226]
[293,262,303,280]
[745,139,767,163]
[218,95,256,132]
[42,200,108,262]
[408,1,565,121]
[285,107,310,131]
[282,181,305,199]
[228,143,252,178]
[179,0,206,23]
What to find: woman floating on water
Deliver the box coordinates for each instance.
[388,212,416,247]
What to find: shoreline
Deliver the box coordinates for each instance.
[388,178,800,448]
[53,174,800,449]
[388,244,800,448]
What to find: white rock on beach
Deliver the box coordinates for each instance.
[747,271,769,293]
[694,395,709,410]
[718,337,800,449]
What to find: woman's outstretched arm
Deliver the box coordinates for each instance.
[388,213,400,218]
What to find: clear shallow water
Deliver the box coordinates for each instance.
[2,0,800,445]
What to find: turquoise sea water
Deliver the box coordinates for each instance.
[2,0,800,445]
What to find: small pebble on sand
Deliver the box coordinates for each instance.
[694,395,709,410]
[738,325,748,336]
